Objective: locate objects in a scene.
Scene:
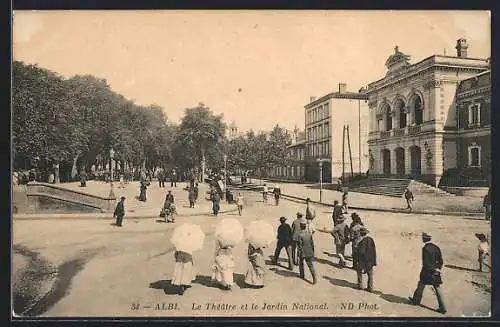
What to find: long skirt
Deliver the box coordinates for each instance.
[213,254,234,286]
[172,261,195,286]
[139,189,147,201]
[245,263,264,287]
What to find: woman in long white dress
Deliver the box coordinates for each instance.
[171,250,196,295]
[245,243,265,288]
[212,239,235,290]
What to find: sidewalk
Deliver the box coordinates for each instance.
[235,179,484,217]
[13,181,223,220]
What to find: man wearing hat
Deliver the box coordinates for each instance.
[409,232,446,314]
[331,214,350,267]
[349,213,364,269]
[356,226,376,292]
[113,196,126,227]
[297,220,317,284]
[291,212,304,266]
[272,217,293,270]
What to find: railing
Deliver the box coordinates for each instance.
[408,125,421,135]
[380,131,391,139]
[394,128,405,137]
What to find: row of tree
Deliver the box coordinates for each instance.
[12,60,292,182]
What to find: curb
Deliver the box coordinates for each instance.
[233,184,484,218]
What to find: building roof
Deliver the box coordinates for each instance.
[456,70,490,96]
[366,52,489,94]
[305,91,368,109]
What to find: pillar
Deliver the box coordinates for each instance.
[54,163,60,184]
[390,147,397,175]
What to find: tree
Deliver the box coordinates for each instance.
[176,104,226,180]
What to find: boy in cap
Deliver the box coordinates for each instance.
[114,196,126,227]
[272,216,293,269]
[409,232,447,314]
[404,188,414,213]
[356,226,376,292]
[331,215,350,267]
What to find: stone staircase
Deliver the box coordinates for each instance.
[346,178,454,198]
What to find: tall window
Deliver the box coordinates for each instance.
[325,103,330,117]
[385,106,392,131]
[468,145,481,167]
[399,103,407,128]
[414,96,423,125]
[468,104,481,127]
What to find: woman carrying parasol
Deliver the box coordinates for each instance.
[212,240,235,290]
[244,243,265,288]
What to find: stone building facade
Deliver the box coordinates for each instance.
[267,127,306,182]
[304,84,369,182]
[365,39,489,186]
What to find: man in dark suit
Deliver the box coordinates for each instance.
[409,232,447,314]
[297,220,317,284]
[272,217,293,270]
[113,196,126,227]
[356,226,376,292]
[332,200,344,226]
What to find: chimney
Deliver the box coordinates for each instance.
[455,38,468,58]
[339,83,347,93]
[310,96,316,103]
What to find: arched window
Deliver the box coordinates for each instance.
[385,105,392,131]
[398,102,407,128]
[414,96,423,125]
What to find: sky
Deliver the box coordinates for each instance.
[13,10,490,133]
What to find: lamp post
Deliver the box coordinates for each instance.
[109,148,116,199]
[223,154,228,192]
[316,158,324,202]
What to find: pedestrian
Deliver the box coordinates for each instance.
[194,182,199,202]
[332,200,344,226]
[349,213,364,270]
[119,173,125,188]
[48,173,55,184]
[113,196,126,227]
[297,220,317,284]
[409,232,447,314]
[342,189,349,214]
[245,243,265,288]
[305,198,316,221]
[272,217,293,270]
[171,169,177,187]
[236,192,244,216]
[162,190,175,222]
[483,189,491,220]
[212,239,235,290]
[211,188,221,216]
[139,180,149,202]
[188,186,196,208]
[158,169,164,188]
[475,233,490,272]
[356,226,376,292]
[171,249,196,295]
[80,170,87,187]
[331,215,350,267]
[262,184,268,204]
[273,184,281,206]
[291,212,304,266]
[404,188,414,213]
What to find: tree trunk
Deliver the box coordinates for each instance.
[54,162,60,184]
[201,146,206,183]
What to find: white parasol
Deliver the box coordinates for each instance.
[170,223,205,253]
[215,218,244,248]
[245,220,275,249]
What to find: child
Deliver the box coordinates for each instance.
[236,192,244,216]
[171,250,195,295]
[475,233,490,272]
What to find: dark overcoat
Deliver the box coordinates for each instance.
[419,242,443,285]
[357,235,377,271]
[114,201,124,218]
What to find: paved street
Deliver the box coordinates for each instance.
[13,184,491,317]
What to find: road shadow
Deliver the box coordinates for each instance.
[315,257,346,269]
[269,267,298,278]
[445,264,480,273]
[23,249,100,316]
[323,275,358,289]
[370,290,413,305]
[233,273,248,288]
[323,251,353,261]
[155,219,168,223]
[192,275,228,290]
[149,279,181,295]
